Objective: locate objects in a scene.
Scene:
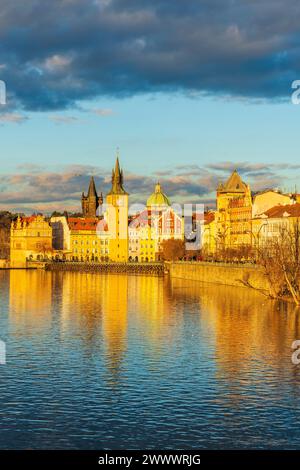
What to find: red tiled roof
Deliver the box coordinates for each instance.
[14,214,47,227]
[68,217,108,231]
[263,203,300,219]
[22,215,38,224]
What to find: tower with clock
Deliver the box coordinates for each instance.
[106,154,129,262]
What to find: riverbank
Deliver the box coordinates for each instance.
[166,261,270,296]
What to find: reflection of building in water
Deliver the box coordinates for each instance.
[60,272,103,342]
[10,215,52,268]
[102,275,128,384]
[170,278,300,388]
[127,276,174,353]
[9,270,52,333]
[60,272,128,384]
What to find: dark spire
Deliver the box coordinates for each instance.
[108,154,128,195]
[87,176,98,198]
[81,176,103,217]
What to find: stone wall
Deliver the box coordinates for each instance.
[167,261,270,294]
[45,261,164,276]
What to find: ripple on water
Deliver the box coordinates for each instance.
[0,270,300,449]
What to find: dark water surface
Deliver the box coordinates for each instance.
[0,270,300,449]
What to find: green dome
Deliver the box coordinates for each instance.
[147,183,170,207]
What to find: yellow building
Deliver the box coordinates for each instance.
[129,183,184,262]
[10,214,52,268]
[202,211,217,256]
[147,183,184,260]
[252,190,293,217]
[139,224,156,262]
[129,211,157,262]
[216,169,252,251]
[252,203,300,250]
[106,157,129,262]
[67,217,109,262]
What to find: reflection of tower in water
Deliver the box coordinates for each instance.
[128,276,174,354]
[102,275,128,385]
[60,272,128,385]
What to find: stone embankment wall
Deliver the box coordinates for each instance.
[166,261,270,294]
[45,261,164,276]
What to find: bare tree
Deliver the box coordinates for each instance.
[259,221,300,305]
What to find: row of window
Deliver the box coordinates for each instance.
[73,248,109,254]
[72,239,109,245]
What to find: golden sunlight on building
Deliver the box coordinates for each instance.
[252,189,293,217]
[129,183,184,262]
[9,158,300,265]
[252,203,300,249]
[68,217,109,262]
[10,214,52,268]
[106,157,129,262]
[202,211,216,256]
[203,169,298,258]
[216,169,252,251]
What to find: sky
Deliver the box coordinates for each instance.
[1,0,300,213]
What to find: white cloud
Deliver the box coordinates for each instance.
[92,108,115,117]
[44,54,72,72]
[0,113,28,124]
[49,115,79,124]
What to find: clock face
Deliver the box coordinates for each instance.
[117,197,124,207]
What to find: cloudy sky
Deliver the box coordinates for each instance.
[1,0,300,213]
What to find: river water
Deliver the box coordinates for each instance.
[0,270,300,449]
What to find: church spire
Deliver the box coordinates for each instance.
[108,153,128,195]
[87,176,97,198]
[81,176,103,217]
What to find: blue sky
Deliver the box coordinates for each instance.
[1,0,300,213]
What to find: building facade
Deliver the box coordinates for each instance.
[68,217,109,262]
[129,183,184,261]
[10,215,53,267]
[13,160,300,264]
[252,203,300,250]
[106,157,129,262]
[215,169,252,252]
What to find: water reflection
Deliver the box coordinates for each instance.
[8,271,300,382]
[171,278,300,375]
[9,270,53,335]
[3,270,300,449]
[9,272,300,370]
